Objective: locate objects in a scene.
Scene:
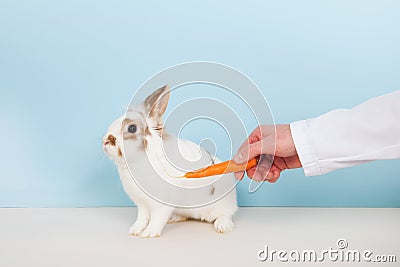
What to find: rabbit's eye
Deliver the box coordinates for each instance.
[128,124,137,133]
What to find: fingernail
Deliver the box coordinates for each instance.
[233,152,243,163]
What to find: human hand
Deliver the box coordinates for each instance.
[233,124,302,182]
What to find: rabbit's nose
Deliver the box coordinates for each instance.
[107,135,117,146]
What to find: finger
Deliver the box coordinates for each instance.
[245,166,257,179]
[236,127,261,154]
[249,125,275,142]
[233,133,261,164]
[234,171,245,180]
[265,170,281,183]
[252,172,264,182]
[268,176,279,183]
[261,170,274,181]
[233,138,274,164]
[245,157,271,181]
[255,160,270,178]
[233,126,275,164]
[246,167,264,182]
[240,126,263,149]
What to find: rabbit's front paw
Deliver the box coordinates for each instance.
[129,221,148,236]
[137,209,170,237]
[214,215,234,234]
[138,229,161,238]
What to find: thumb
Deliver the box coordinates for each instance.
[233,137,274,164]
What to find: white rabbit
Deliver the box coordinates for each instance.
[103,85,238,238]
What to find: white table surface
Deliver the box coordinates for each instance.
[0,207,399,267]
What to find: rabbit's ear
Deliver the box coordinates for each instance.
[144,85,170,118]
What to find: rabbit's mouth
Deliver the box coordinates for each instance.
[103,139,123,158]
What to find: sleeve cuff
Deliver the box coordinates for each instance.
[289,120,323,176]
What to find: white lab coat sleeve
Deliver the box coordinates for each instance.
[290,90,400,176]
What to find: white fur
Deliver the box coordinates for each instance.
[103,86,238,238]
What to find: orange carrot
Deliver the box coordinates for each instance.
[184,158,258,178]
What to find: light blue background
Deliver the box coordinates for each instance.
[1,0,399,207]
